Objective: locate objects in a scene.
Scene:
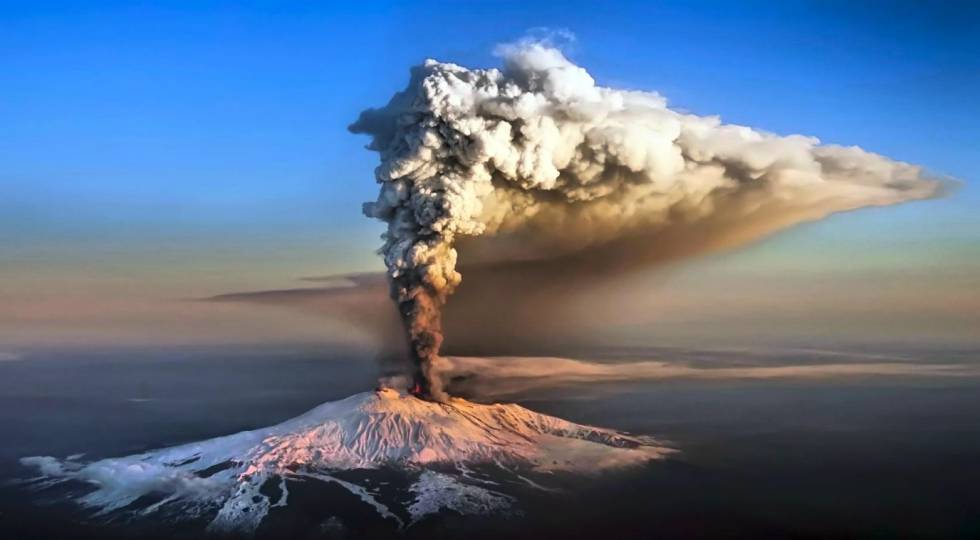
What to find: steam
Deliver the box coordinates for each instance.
[350,40,943,400]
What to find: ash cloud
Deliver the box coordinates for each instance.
[349,39,943,399]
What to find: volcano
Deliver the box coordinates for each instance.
[20,388,671,534]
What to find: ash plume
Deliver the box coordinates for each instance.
[350,40,943,400]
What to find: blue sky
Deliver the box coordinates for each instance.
[1,1,977,346]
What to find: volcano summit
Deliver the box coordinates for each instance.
[21,388,671,534]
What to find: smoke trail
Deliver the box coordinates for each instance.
[440,355,980,400]
[350,40,943,400]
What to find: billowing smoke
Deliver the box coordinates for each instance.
[350,41,942,400]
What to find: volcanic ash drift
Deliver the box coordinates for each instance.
[20,388,671,534]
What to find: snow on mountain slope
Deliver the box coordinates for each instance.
[20,388,671,533]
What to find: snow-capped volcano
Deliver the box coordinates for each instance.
[20,388,671,534]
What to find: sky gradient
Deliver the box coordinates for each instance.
[2,1,978,348]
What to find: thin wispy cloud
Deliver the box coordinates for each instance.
[443,355,980,399]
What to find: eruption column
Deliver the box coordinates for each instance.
[350,41,942,400]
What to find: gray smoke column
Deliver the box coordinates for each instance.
[349,41,943,400]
